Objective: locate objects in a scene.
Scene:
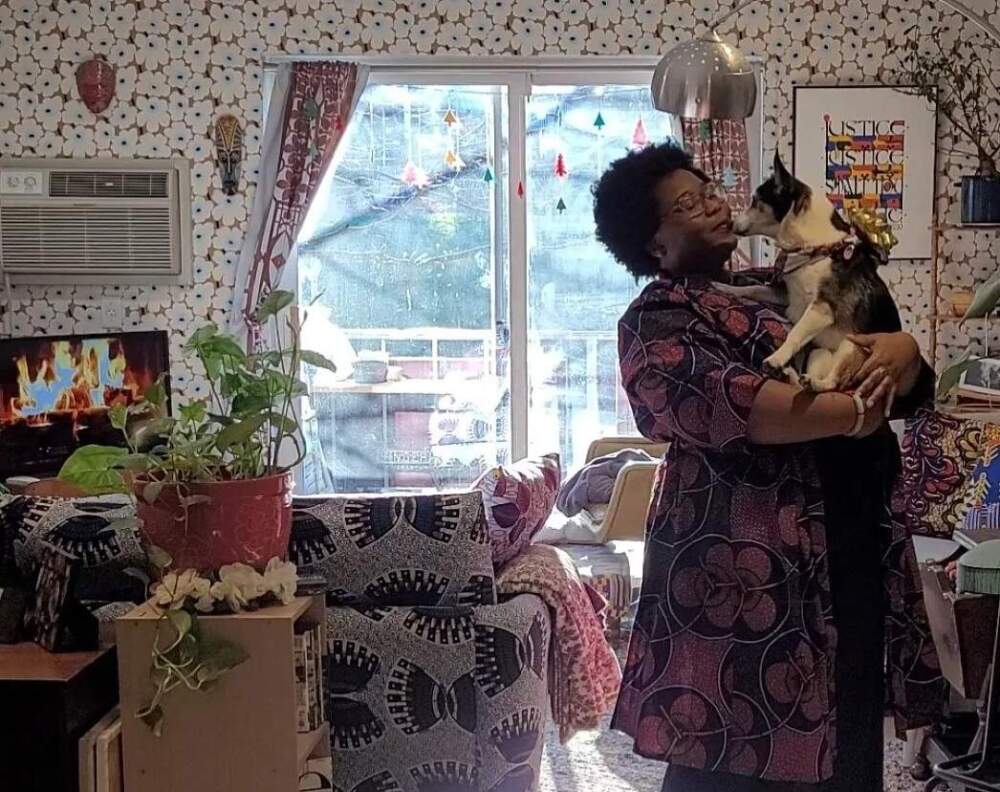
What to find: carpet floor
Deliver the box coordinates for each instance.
[537,715,925,792]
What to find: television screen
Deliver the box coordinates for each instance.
[0,330,170,479]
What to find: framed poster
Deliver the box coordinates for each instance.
[793,85,937,260]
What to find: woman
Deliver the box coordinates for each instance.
[592,143,941,791]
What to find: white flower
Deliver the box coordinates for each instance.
[61,99,89,126]
[212,43,246,70]
[188,74,213,101]
[191,160,215,194]
[786,5,814,37]
[287,16,314,41]
[36,97,63,131]
[19,118,43,151]
[316,5,343,34]
[436,0,470,20]
[412,0,436,17]
[634,32,661,55]
[561,0,588,24]
[212,192,247,225]
[430,18,470,49]
[263,558,298,604]
[809,36,842,72]
[210,4,244,41]
[185,100,213,132]
[162,0,190,26]
[262,10,289,46]
[485,0,513,20]
[811,9,845,38]
[134,34,169,69]
[58,0,92,37]
[135,7,168,35]
[94,121,115,151]
[137,133,170,158]
[218,563,268,603]
[166,121,192,150]
[34,33,60,69]
[512,0,545,20]
[13,56,39,83]
[34,7,59,34]
[587,0,621,26]
[0,129,21,156]
[112,128,138,157]
[106,2,136,37]
[163,62,192,92]
[87,26,116,54]
[586,27,619,55]
[153,570,212,610]
[465,10,492,39]
[361,12,395,48]
[562,23,588,55]
[409,16,439,52]
[212,286,236,313]
[211,66,245,103]
[192,222,213,257]
[691,0,719,22]
[739,2,769,36]
[512,18,545,54]
[617,18,643,50]
[337,18,363,46]
[215,226,244,256]
[136,70,169,98]
[137,96,170,132]
[209,579,249,612]
[485,26,512,52]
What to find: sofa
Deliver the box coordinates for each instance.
[0,489,552,792]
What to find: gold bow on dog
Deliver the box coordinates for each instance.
[846,207,898,254]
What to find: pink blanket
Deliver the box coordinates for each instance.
[497,544,622,742]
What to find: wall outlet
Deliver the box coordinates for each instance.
[103,297,124,329]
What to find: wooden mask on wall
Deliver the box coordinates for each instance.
[213,114,243,196]
[75,56,116,114]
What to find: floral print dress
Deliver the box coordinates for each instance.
[610,275,942,786]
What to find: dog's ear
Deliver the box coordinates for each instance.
[773,152,793,191]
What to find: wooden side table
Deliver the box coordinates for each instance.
[116,596,327,792]
[0,642,118,792]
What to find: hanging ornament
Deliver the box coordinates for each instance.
[631,119,650,150]
[556,197,567,214]
[553,153,568,179]
[401,160,419,185]
[516,181,525,198]
[721,166,737,189]
[213,114,244,196]
[443,109,459,127]
[445,149,465,170]
[75,56,116,114]
[483,167,494,183]
[593,111,606,130]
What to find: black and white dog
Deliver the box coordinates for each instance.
[722,154,902,392]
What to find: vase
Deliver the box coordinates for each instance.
[961,175,1000,224]
[134,473,293,573]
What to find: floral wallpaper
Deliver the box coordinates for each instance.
[1,0,999,401]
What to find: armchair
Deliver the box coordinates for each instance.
[289,490,550,792]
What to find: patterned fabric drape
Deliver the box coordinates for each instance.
[682,118,754,271]
[234,61,368,346]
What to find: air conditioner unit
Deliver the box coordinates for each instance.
[0,158,193,284]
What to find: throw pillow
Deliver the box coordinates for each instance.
[289,490,497,607]
[899,408,985,538]
[962,424,1000,531]
[473,453,561,567]
[0,494,146,602]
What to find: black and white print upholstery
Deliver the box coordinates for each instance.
[290,492,497,607]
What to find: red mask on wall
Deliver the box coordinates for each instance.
[76,57,116,114]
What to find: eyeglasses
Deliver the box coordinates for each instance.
[666,183,727,219]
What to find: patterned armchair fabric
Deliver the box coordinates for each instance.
[289,492,551,792]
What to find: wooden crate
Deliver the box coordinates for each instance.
[116,596,327,792]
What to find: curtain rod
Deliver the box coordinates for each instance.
[262,54,666,69]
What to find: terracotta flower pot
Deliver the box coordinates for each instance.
[134,473,294,573]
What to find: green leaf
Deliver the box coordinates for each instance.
[57,445,128,494]
[937,350,977,400]
[215,414,268,450]
[119,454,152,473]
[179,401,207,425]
[144,378,167,408]
[300,349,337,373]
[109,403,128,431]
[252,290,295,323]
[166,609,192,639]
[965,277,1000,319]
[142,481,164,504]
[266,411,298,433]
[139,704,164,736]
[188,323,219,345]
[198,636,249,682]
[146,544,173,571]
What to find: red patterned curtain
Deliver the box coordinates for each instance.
[235,62,367,346]
[681,118,753,270]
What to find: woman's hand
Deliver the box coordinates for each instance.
[848,332,922,417]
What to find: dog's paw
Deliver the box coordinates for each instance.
[762,354,789,378]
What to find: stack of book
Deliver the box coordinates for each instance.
[294,623,326,733]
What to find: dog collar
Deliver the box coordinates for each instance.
[773,235,858,275]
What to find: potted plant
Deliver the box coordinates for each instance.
[902,31,1000,224]
[58,290,335,572]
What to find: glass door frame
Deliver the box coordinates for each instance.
[265,56,763,470]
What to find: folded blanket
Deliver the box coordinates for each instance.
[556,448,654,516]
[497,544,622,742]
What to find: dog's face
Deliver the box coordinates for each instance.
[733,153,810,239]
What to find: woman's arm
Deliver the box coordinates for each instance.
[848,332,931,418]
[746,379,883,444]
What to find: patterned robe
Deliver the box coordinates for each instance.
[610,275,942,783]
